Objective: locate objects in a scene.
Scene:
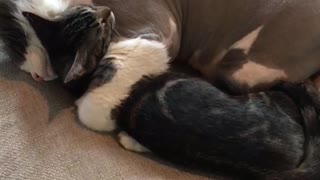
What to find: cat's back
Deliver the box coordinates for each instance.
[117,73,304,176]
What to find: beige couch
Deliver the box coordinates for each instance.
[0,44,228,179]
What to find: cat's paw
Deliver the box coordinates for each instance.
[118,132,150,153]
[76,94,116,132]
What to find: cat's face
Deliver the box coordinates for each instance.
[24,5,114,90]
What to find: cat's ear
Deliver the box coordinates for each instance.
[63,23,103,83]
[63,38,100,83]
[63,47,89,83]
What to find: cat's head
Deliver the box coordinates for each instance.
[23,5,114,90]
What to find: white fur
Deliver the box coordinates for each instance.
[231,25,264,54]
[197,26,264,81]
[76,38,170,132]
[118,132,150,153]
[13,0,70,81]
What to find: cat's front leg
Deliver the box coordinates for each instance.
[74,57,121,132]
[76,92,117,132]
[76,37,170,132]
[118,132,150,153]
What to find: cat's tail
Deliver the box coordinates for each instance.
[270,82,320,180]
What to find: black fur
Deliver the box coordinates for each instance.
[116,72,320,179]
[0,0,27,62]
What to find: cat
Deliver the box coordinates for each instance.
[0,0,70,81]
[0,0,114,87]
[24,11,320,178]
[23,4,115,95]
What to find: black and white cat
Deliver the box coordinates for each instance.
[5,1,320,179]
[2,0,115,85]
[0,0,70,81]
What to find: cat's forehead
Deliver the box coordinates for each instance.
[69,5,96,12]
[62,5,112,21]
[58,5,99,25]
[59,6,94,18]
[67,5,110,14]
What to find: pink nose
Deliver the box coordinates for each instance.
[32,73,44,82]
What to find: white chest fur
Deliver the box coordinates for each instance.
[76,38,170,132]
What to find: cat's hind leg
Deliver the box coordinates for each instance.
[118,131,150,153]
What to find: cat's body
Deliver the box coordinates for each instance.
[115,72,320,179]
[76,38,170,131]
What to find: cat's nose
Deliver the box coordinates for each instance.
[96,6,112,19]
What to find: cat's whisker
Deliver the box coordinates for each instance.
[112,29,120,38]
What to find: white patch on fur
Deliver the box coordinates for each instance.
[76,38,170,132]
[199,26,264,80]
[13,0,70,81]
[195,49,228,78]
[231,26,264,54]
[163,18,179,55]
[118,132,150,153]
[231,60,287,88]
[313,76,320,92]
[157,79,188,121]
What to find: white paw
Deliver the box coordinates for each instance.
[76,94,117,132]
[118,132,149,153]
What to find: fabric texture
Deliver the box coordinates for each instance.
[0,42,224,179]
